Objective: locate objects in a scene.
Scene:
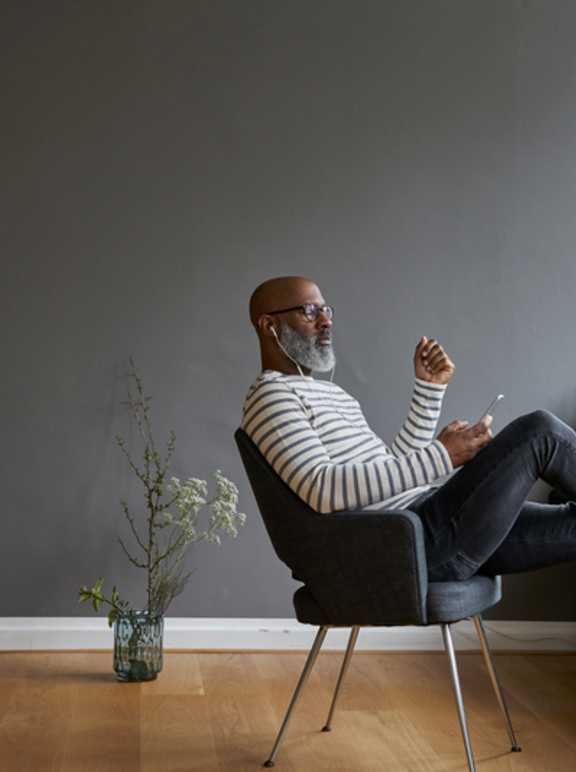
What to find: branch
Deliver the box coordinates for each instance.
[117,536,148,569]
[119,500,148,555]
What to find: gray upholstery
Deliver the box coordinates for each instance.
[428,573,501,624]
[235,428,501,627]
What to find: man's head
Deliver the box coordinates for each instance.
[250,276,336,376]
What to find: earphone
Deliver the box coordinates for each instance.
[267,321,356,428]
[270,325,306,378]
[272,325,360,430]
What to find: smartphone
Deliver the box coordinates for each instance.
[479,394,504,423]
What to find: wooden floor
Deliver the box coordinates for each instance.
[1,649,576,771]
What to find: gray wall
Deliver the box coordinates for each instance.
[2,0,576,621]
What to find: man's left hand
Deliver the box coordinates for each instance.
[414,336,455,385]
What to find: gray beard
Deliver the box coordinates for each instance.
[279,322,336,373]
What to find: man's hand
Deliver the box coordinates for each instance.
[414,336,455,385]
[437,417,493,468]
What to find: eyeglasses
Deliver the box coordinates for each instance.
[266,304,334,322]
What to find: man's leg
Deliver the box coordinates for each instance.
[410,410,576,581]
[477,501,576,575]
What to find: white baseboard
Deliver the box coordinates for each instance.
[1,618,576,652]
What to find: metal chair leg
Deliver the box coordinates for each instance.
[264,626,329,767]
[442,623,476,772]
[322,626,360,732]
[473,614,521,752]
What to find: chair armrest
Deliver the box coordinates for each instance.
[287,508,429,626]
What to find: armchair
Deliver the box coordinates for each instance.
[235,428,521,772]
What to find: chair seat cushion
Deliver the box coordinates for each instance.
[293,574,502,627]
[426,575,501,623]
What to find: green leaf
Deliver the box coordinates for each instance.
[78,585,94,603]
[92,597,101,613]
[108,610,117,628]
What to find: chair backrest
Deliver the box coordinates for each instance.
[235,428,428,625]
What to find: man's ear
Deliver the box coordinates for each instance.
[258,315,276,337]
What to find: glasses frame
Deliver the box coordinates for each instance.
[265,304,334,322]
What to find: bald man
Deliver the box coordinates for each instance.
[241,276,576,581]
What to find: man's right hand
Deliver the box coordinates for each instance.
[437,417,493,468]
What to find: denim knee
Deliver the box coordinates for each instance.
[513,409,561,438]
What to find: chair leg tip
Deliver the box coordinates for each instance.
[321,726,332,732]
[264,761,275,767]
[511,746,522,752]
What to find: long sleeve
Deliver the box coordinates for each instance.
[241,372,452,514]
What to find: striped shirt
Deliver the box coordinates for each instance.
[240,371,453,514]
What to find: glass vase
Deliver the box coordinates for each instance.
[113,611,164,682]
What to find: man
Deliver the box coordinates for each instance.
[241,276,576,581]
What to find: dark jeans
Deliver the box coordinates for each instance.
[409,410,576,581]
